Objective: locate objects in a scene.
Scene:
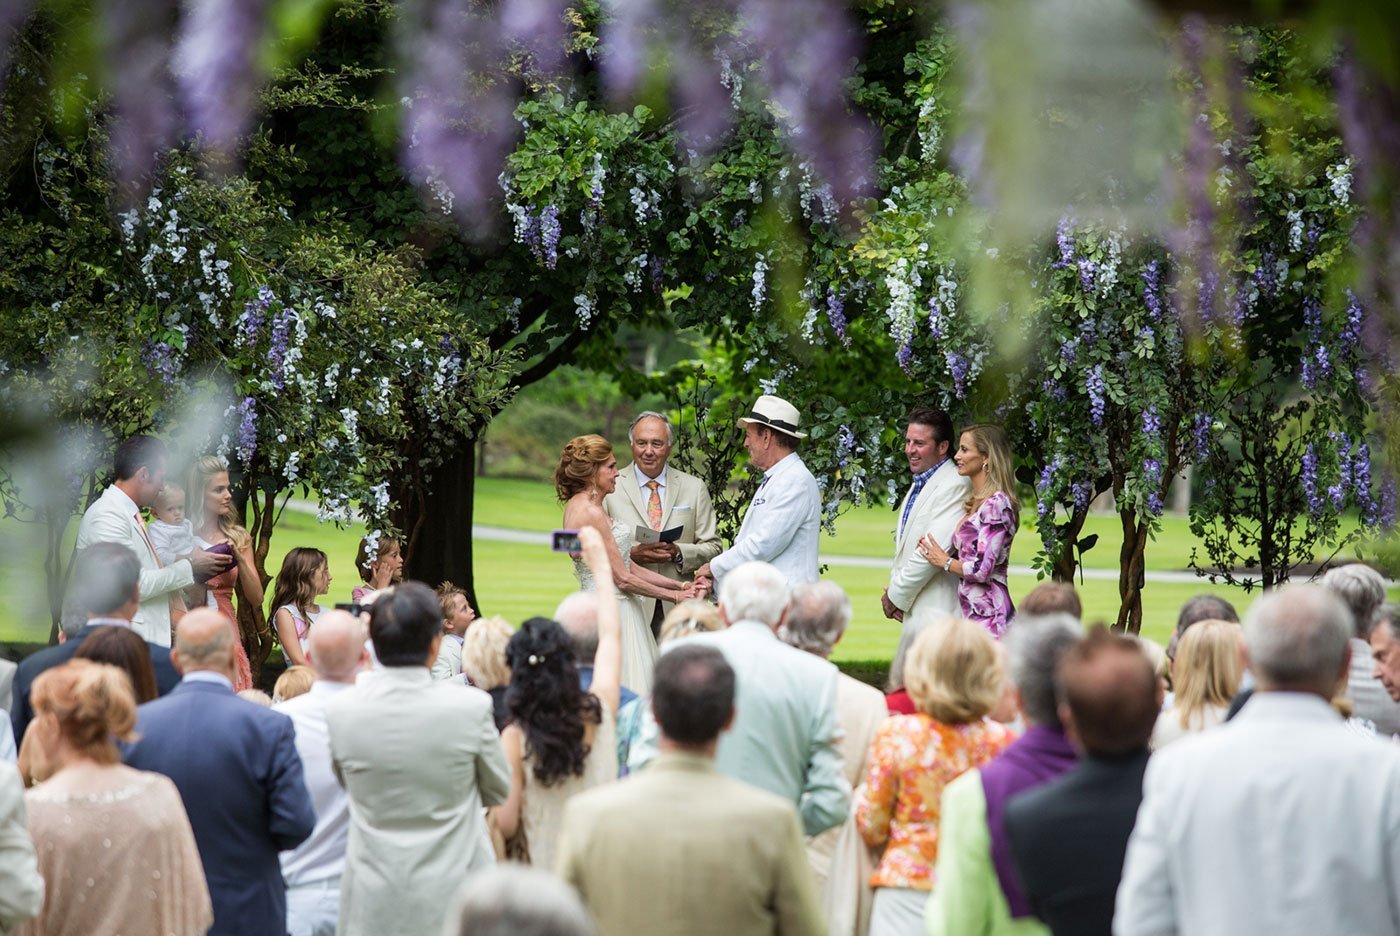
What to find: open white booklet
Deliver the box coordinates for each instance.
[634,524,684,545]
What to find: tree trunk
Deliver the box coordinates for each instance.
[399,436,480,613]
[1115,508,1148,634]
[238,481,277,686]
[1051,507,1091,583]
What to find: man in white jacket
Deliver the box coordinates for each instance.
[882,408,970,632]
[697,395,821,591]
[74,436,230,647]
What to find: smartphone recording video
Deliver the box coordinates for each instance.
[551,530,582,553]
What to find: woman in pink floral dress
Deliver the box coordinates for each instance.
[918,424,1020,638]
[855,617,1014,934]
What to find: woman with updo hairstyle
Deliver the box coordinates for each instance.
[918,424,1021,638]
[556,434,705,694]
[493,526,622,872]
[856,617,1015,934]
[16,659,212,936]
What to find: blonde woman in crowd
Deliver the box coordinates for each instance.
[187,455,261,691]
[856,617,1014,934]
[1152,619,1243,749]
[463,614,515,730]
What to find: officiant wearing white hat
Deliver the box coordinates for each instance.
[695,395,822,590]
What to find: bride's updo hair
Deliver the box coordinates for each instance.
[31,659,138,764]
[555,435,614,502]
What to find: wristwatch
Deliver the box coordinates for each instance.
[671,543,684,571]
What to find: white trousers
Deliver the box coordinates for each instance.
[286,877,340,936]
[868,886,928,936]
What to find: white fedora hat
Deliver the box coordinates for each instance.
[736,394,807,440]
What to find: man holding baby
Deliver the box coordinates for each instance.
[604,412,723,634]
[73,435,232,647]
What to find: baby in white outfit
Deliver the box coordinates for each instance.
[146,482,195,566]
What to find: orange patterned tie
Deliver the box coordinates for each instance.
[645,480,663,531]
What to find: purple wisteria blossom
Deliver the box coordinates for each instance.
[1076,258,1097,293]
[141,340,178,386]
[1071,481,1093,513]
[1299,297,1330,390]
[1142,457,1164,515]
[238,285,275,348]
[1086,364,1106,427]
[1191,412,1212,461]
[896,341,914,375]
[268,303,293,390]
[234,396,257,467]
[1141,404,1160,438]
[537,205,561,269]
[1372,477,1399,530]
[1054,216,1075,268]
[825,288,849,347]
[104,0,180,196]
[1141,261,1164,321]
[1301,443,1323,518]
[174,0,267,163]
[1036,456,1062,524]
[835,424,857,468]
[945,350,971,399]
[1340,289,1365,357]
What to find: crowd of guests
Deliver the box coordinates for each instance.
[3,432,1400,936]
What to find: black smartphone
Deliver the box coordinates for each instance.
[551,529,582,552]
[334,602,368,616]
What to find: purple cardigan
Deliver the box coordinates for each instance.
[980,724,1078,917]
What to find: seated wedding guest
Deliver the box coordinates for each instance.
[1321,563,1400,735]
[327,582,509,936]
[554,591,638,708]
[494,528,621,872]
[270,547,333,668]
[781,581,887,932]
[74,625,159,703]
[1151,619,1241,749]
[351,534,402,603]
[918,425,1020,638]
[19,660,212,936]
[446,865,595,936]
[927,614,1083,936]
[1004,629,1160,936]
[659,598,724,643]
[631,561,849,838]
[1165,594,1239,663]
[124,609,314,936]
[617,598,727,776]
[432,580,476,680]
[559,645,824,936]
[278,611,370,936]
[0,744,42,931]
[12,542,179,743]
[856,616,1013,936]
[463,614,515,730]
[273,664,315,704]
[1115,586,1400,935]
[1017,582,1082,620]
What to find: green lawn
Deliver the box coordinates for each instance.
[3,476,1393,672]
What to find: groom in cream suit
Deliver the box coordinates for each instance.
[882,408,969,629]
[604,412,722,630]
[73,436,230,647]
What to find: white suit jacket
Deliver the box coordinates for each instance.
[604,463,723,621]
[709,452,821,588]
[74,485,194,647]
[886,462,970,621]
[1115,692,1400,936]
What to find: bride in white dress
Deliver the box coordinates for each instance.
[557,435,704,693]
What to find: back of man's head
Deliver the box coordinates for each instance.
[1320,564,1387,639]
[306,610,367,682]
[781,581,851,658]
[1018,582,1083,620]
[369,581,443,667]
[1244,584,1352,695]
[1005,613,1083,727]
[1169,593,1241,660]
[113,435,167,481]
[71,543,142,623]
[1056,628,1159,756]
[553,592,599,664]
[718,561,790,629]
[173,609,237,675]
[653,645,736,747]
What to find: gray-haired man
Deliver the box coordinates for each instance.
[604,411,722,632]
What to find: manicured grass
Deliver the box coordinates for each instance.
[4,477,1394,673]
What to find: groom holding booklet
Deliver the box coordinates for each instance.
[605,412,723,633]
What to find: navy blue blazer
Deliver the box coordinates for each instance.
[124,679,316,936]
[10,623,180,743]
